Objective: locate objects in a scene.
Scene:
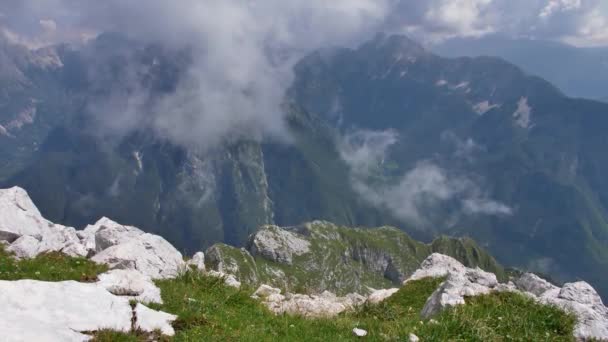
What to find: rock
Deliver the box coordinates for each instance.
[409,333,420,342]
[187,252,206,272]
[254,284,282,298]
[7,235,41,259]
[367,288,399,304]
[0,187,88,258]
[495,281,518,293]
[92,218,145,252]
[97,269,163,304]
[404,253,467,284]
[411,254,498,318]
[248,225,311,265]
[0,279,175,341]
[515,273,558,296]
[91,233,184,279]
[260,290,366,318]
[135,304,177,336]
[540,281,608,341]
[207,270,241,288]
[353,328,368,337]
[0,187,47,242]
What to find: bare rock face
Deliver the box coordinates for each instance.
[0,279,176,341]
[404,253,467,284]
[248,226,311,265]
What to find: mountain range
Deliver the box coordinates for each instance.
[1,32,607,299]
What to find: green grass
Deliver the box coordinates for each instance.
[135,272,574,341]
[0,243,108,282]
[0,243,574,341]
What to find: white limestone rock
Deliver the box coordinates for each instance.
[91,233,184,279]
[409,333,420,342]
[0,187,88,258]
[187,252,206,272]
[253,284,282,298]
[367,288,399,304]
[92,217,145,252]
[407,254,498,318]
[353,328,368,337]
[540,281,608,341]
[515,273,559,297]
[207,270,242,288]
[0,279,177,341]
[135,304,177,336]
[0,279,132,341]
[248,225,311,265]
[7,235,41,259]
[261,290,366,318]
[97,269,163,305]
[404,253,467,284]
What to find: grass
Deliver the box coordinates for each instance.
[0,243,108,282]
[0,243,575,341]
[138,272,574,341]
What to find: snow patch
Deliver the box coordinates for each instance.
[473,101,500,115]
[513,97,532,128]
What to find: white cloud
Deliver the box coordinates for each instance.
[339,129,512,226]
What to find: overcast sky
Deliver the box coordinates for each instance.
[1,0,608,48]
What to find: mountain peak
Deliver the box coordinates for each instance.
[360,33,428,59]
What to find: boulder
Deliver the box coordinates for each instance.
[367,288,399,304]
[7,235,41,259]
[97,269,163,304]
[406,254,498,318]
[0,279,176,341]
[207,270,242,289]
[404,253,467,284]
[134,304,177,336]
[91,218,145,252]
[260,290,366,318]
[187,252,206,272]
[540,281,608,341]
[0,187,88,258]
[91,233,184,279]
[248,226,311,265]
[515,273,558,296]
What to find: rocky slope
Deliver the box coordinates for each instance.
[204,221,505,294]
[0,186,606,341]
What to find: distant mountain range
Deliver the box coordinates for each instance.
[432,35,608,101]
[1,32,607,299]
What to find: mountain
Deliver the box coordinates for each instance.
[432,35,608,101]
[1,33,608,300]
[290,33,608,298]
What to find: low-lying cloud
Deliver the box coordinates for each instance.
[339,129,512,227]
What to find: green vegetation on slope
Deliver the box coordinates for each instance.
[0,244,107,282]
[207,222,506,295]
[99,271,576,341]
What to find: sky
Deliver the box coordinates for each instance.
[1,0,608,48]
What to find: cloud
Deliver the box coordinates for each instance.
[1,0,392,148]
[339,129,512,226]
